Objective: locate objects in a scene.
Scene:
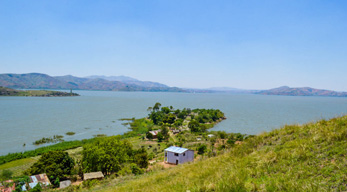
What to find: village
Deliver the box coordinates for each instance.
[1,103,247,192]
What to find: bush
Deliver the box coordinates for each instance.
[131,163,144,175]
[0,169,13,180]
[82,179,99,189]
[197,144,207,155]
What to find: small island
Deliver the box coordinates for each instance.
[0,87,80,97]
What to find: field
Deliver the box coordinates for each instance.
[0,158,38,177]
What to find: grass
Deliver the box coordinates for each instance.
[67,116,347,192]
[0,158,38,177]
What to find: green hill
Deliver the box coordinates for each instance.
[77,116,347,192]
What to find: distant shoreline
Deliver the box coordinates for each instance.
[0,86,80,97]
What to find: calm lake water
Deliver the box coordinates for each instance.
[1,90,347,155]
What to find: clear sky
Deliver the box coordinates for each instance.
[1,0,347,91]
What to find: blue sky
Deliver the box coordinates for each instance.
[1,0,347,91]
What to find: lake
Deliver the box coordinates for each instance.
[1,90,347,155]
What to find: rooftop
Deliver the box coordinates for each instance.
[165,146,189,154]
[84,172,104,180]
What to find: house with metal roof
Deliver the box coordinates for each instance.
[83,172,104,181]
[28,173,51,189]
[148,130,160,139]
[164,146,194,165]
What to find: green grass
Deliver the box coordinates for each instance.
[0,158,38,177]
[70,116,347,192]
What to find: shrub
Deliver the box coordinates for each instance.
[197,144,207,155]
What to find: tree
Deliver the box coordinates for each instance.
[161,126,170,140]
[146,132,153,140]
[189,120,201,133]
[157,132,164,142]
[149,111,164,125]
[81,136,145,176]
[218,131,227,139]
[26,151,75,185]
[197,144,207,155]
[133,148,148,169]
[163,113,176,124]
[161,107,171,114]
[153,102,161,112]
[174,119,183,127]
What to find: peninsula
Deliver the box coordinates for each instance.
[0,86,79,97]
[257,86,347,97]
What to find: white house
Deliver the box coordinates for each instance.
[164,146,194,165]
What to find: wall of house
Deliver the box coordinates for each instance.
[166,151,178,164]
[166,150,194,164]
[179,150,194,164]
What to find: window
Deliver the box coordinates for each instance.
[174,153,179,156]
[183,153,185,156]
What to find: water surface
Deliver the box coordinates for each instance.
[1,91,347,155]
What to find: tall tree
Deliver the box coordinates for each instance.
[153,102,161,112]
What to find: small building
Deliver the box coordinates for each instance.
[172,129,181,134]
[59,180,71,189]
[208,134,215,138]
[148,130,160,139]
[0,180,15,192]
[83,172,104,181]
[164,146,194,165]
[28,174,51,189]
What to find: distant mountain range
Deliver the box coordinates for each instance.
[85,75,168,88]
[0,73,346,97]
[257,86,347,97]
[0,73,183,92]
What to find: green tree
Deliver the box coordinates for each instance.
[174,119,183,127]
[197,144,207,155]
[161,126,170,140]
[25,151,75,186]
[163,113,176,124]
[161,107,171,114]
[153,102,161,112]
[82,136,140,176]
[146,132,153,140]
[189,120,201,133]
[218,131,228,139]
[157,132,164,142]
[133,148,148,169]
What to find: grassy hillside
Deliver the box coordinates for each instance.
[77,116,347,192]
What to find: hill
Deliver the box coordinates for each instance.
[78,116,347,192]
[257,86,347,97]
[0,73,184,92]
[85,75,168,88]
[0,86,79,97]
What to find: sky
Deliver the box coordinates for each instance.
[1,0,347,91]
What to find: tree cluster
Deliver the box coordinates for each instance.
[81,136,148,176]
[25,151,75,186]
[147,102,192,127]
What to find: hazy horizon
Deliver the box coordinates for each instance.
[1,1,347,91]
